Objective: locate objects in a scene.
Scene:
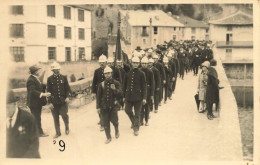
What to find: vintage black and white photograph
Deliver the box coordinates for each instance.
[1,1,258,165]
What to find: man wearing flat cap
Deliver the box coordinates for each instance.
[26,65,50,137]
[6,90,41,158]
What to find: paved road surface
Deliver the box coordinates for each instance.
[39,71,243,164]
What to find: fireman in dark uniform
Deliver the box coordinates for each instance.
[166,52,176,100]
[47,62,71,138]
[140,57,154,126]
[91,54,107,131]
[192,46,201,76]
[148,58,161,113]
[153,54,166,106]
[123,56,147,136]
[172,51,179,93]
[96,66,122,144]
[162,57,173,104]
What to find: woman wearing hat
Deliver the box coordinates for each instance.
[197,61,210,113]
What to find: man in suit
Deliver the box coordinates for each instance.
[26,65,50,137]
[91,54,107,131]
[96,66,122,144]
[6,90,40,158]
[123,56,147,136]
[47,62,71,138]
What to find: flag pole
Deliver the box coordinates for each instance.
[114,11,122,68]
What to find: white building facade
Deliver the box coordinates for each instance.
[9,5,92,63]
[117,10,184,57]
[172,15,210,41]
[209,11,253,63]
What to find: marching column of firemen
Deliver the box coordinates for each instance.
[92,40,214,144]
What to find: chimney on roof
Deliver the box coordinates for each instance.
[167,12,172,16]
[154,16,159,20]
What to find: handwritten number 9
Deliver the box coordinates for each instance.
[59,140,65,152]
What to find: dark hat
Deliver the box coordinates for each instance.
[29,65,41,74]
[210,59,217,66]
[135,46,142,51]
[6,90,19,104]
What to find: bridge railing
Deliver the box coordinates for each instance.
[213,50,243,160]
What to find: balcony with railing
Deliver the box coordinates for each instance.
[216,41,253,48]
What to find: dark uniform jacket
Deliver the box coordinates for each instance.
[164,64,173,88]
[206,48,213,61]
[91,67,105,94]
[6,108,40,158]
[141,67,155,98]
[154,62,166,83]
[200,48,207,63]
[169,60,177,79]
[150,66,161,91]
[192,49,201,66]
[178,51,187,65]
[47,74,71,105]
[123,68,147,102]
[173,58,180,74]
[96,78,122,110]
[26,75,45,108]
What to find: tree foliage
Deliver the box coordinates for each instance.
[92,38,108,60]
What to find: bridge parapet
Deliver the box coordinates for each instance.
[213,52,243,160]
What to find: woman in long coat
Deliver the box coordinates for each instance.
[197,61,210,113]
[205,59,219,120]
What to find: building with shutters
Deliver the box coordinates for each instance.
[114,10,184,57]
[172,14,210,41]
[9,5,91,63]
[208,10,253,63]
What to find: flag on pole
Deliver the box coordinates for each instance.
[114,12,129,67]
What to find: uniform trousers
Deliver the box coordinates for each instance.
[172,76,177,94]
[125,100,142,131]
[193,65,199,75]
[141,88,152,123]
[51,103,69,135]
[160,82,164,102]
[164,84,169,102]
[29,106,43,134]
[101,108,119,139]
[168,81,174,98]
[152,90,160,111]
[96,94,104,127]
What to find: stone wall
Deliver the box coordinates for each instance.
[13,77,95,111]
[223,63,253,80]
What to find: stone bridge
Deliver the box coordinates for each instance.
[30,55,244,163]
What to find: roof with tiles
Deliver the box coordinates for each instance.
[208,10,253,25]
[120,10,184,27]
[172,15,209,28]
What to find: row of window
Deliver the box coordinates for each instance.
[48,47,86,61]
[10,47,85,62]
[11,5,85,21]
[141,34,209,45]
[141,27,209,35]
[10,24,85,40]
